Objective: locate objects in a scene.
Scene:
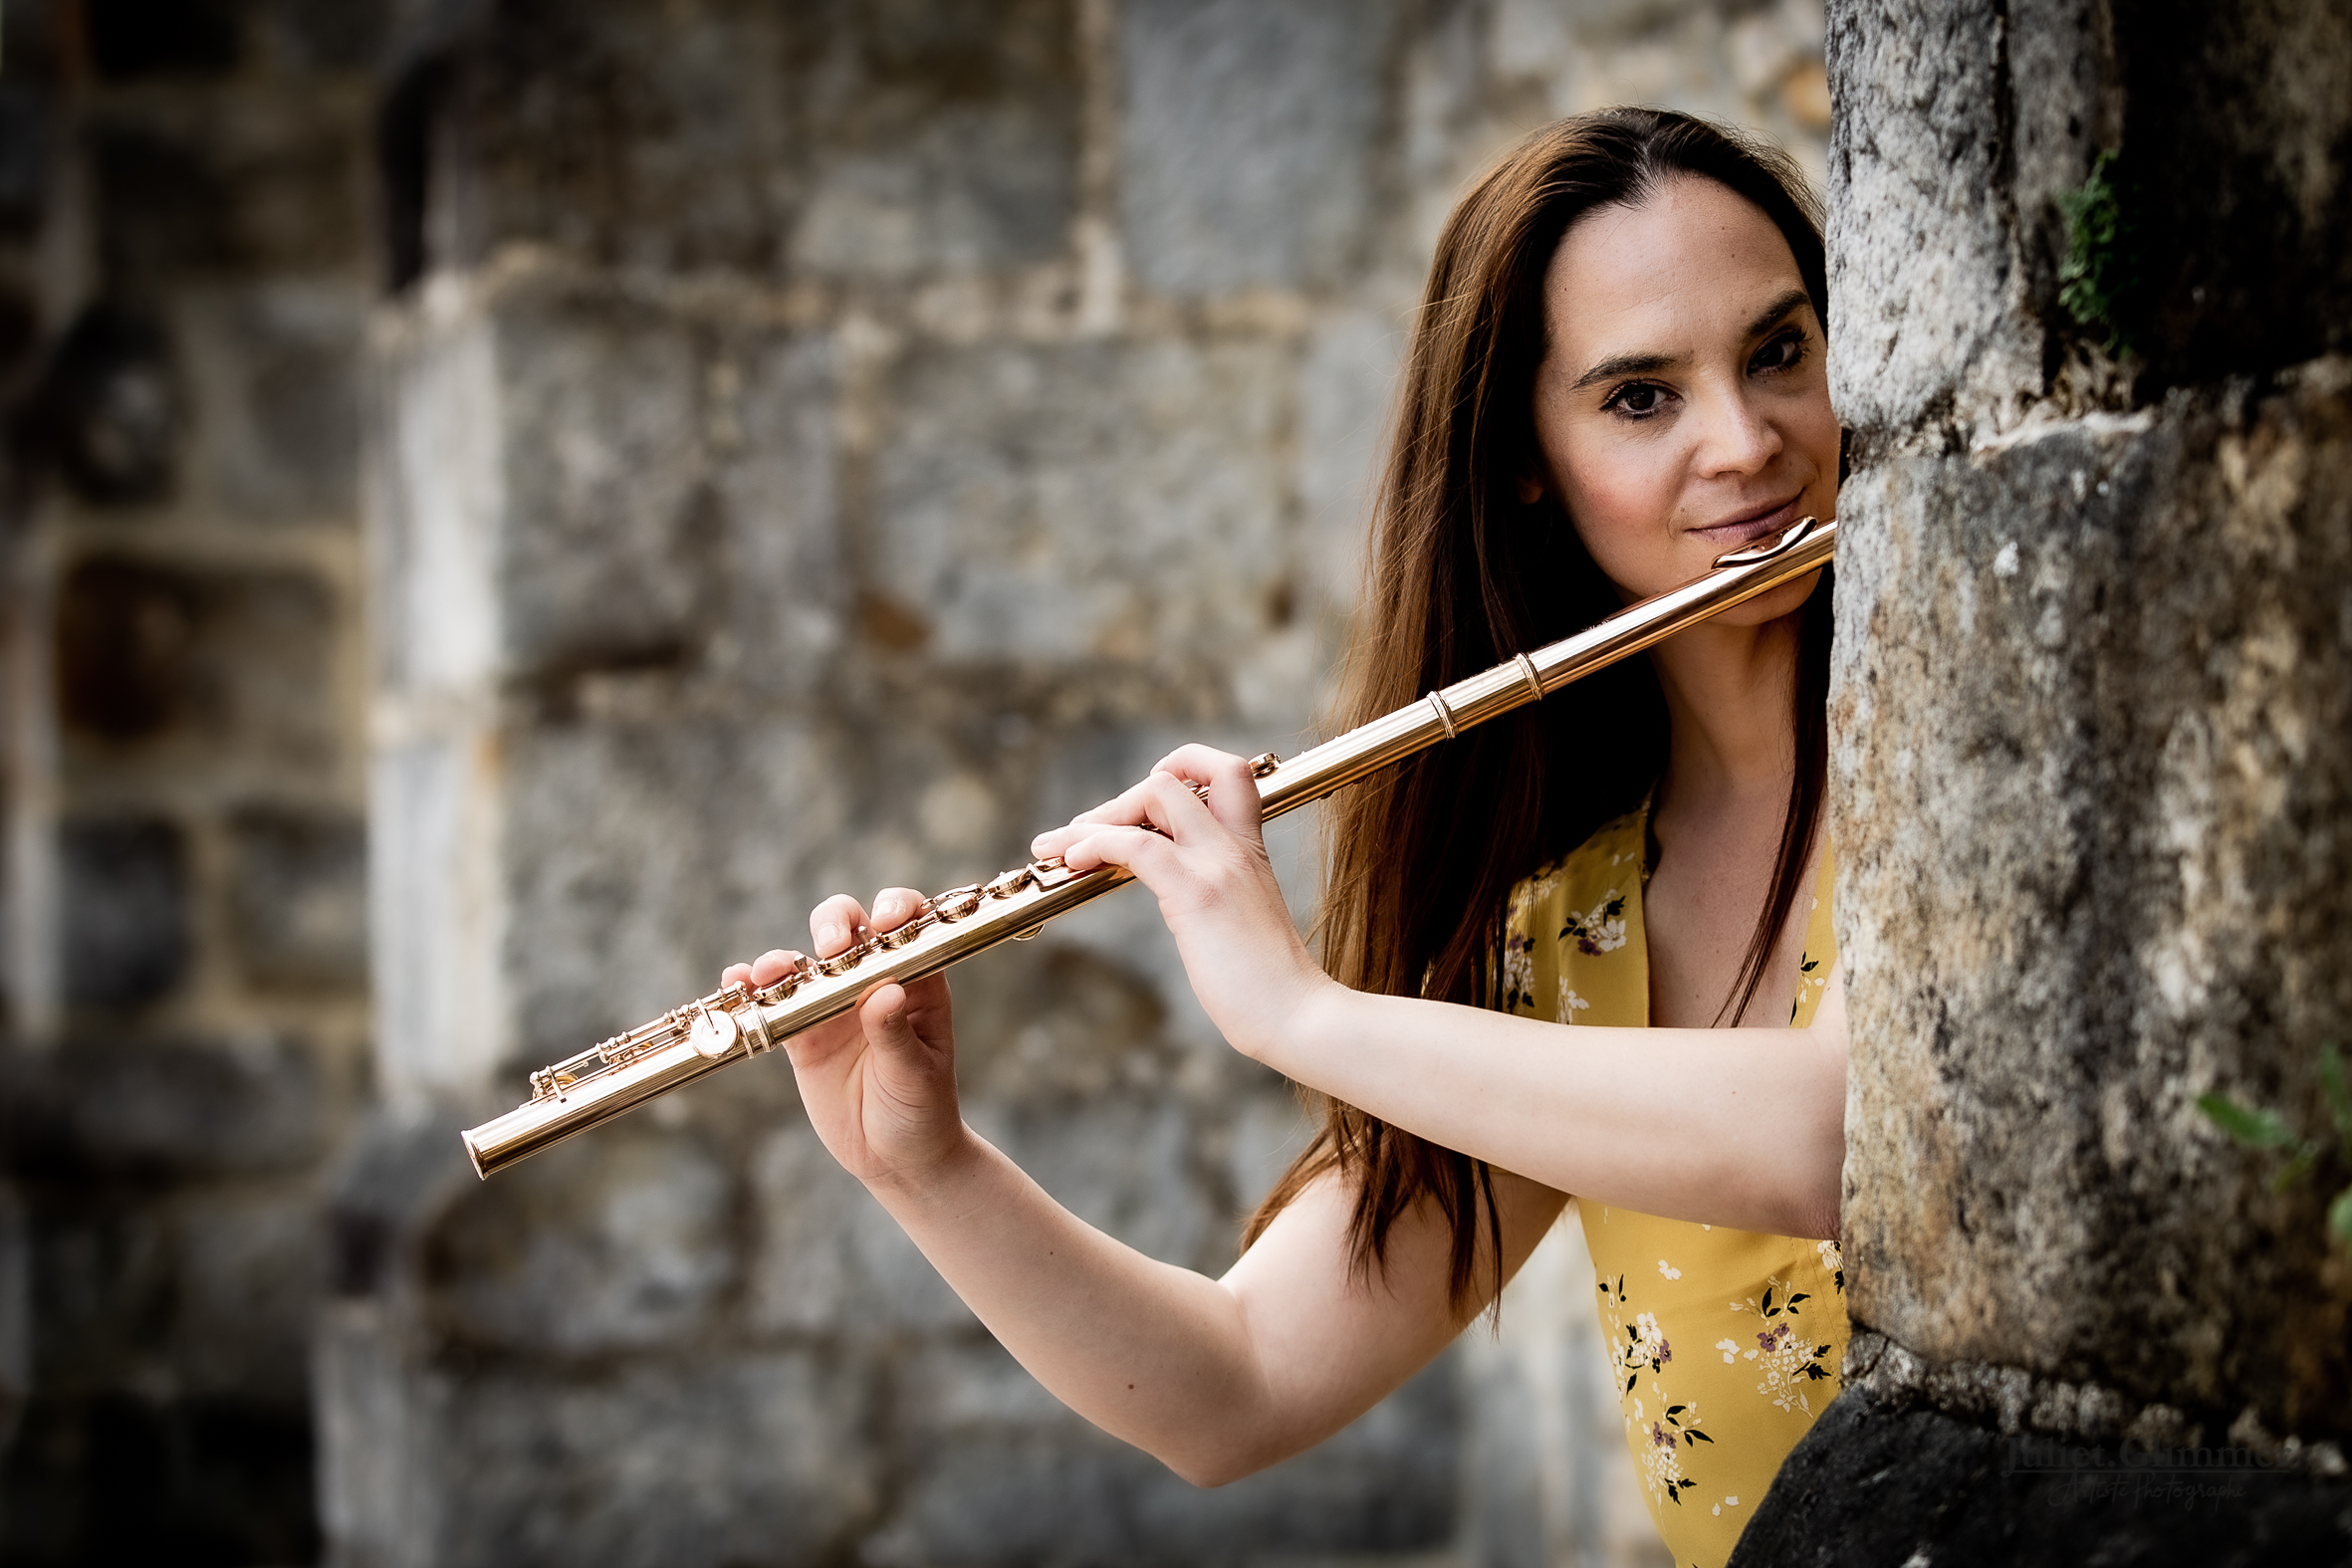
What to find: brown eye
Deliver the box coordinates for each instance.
[1605,381,1666,416]
[1752,330,1807,373]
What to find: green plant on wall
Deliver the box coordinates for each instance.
[2057,148,2144,356]
[2199,1042,2352,1246]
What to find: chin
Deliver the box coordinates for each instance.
[1709,568,1824,628]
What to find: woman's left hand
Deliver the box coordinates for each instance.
[1029,745,1335,1059]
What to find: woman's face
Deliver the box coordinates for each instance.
[1528,174,1838,614]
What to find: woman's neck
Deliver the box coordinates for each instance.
[1647,612,1802,816]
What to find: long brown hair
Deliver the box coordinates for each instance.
[1242,110,1833,1311]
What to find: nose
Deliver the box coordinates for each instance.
[1693,385,1782,478]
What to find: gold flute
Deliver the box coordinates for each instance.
[462,516,1835,1178]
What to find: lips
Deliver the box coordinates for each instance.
[1688,494,1805,550]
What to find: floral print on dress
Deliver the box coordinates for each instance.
[1559,889,1629,956]
[1727,1276,1837,1416]
[1501,929,1538,1014]
[1599,1273,1714,1511]
[1788,941,1830,1024]
[1817,1237,1845,1293]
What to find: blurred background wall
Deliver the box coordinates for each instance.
[0,2,1827,1564]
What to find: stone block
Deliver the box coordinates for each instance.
[1,1032,324,1179]
[427,0,1077,280]
[34,302,179,507]
[423,1123,735,1356]
[428,1353,877,1568]
[0,84,50,237]
[786,0,1080,279]
[871,338,1291,675]
[369,271,839,695]
[869,1339,1460,1567]
[56,814,186,1008]
[165,1188,322,1402]
[1294,308,1400,623]
[55,555,340,775]
[0,1184,24,1437]
[1830,362,2352,1431]
[15,1189,173,1398]
[86,91,367,287]
[1731,1385,2352,1567]
[14,1177,323,1406]
[260,0,392,74]
[0,1394,319,1566]
[87,0,242,81]
[177,279,365,523]
[366,733,507,1104]
[1822,0,2041,443]
[2085,2,2352,388]
[489,291,724,676]
[228,805,367,991]
[1119,0,1401,297]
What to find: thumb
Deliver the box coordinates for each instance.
[860,982,934,1067]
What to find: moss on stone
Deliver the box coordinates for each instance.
[2057,149,2146,356]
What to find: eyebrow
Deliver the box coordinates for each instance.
[1566,288,1816,393]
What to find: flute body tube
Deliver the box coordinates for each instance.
[461,517,1836,1177]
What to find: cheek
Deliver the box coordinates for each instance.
[1555,434,1682,581]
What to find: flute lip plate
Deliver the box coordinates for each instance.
[1711,515,1821,567]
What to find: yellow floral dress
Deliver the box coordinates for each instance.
[1495,806,1846,1568]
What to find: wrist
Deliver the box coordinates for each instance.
[1233,970,1350,1071]
[861,1120,987,1206]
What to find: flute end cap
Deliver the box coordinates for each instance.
[461,1129,489,1181]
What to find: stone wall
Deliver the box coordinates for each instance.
[1735,0,2352,1559]
[0,2,1837,1565]
[0,3,380,1562]
[338,4,1830,1568]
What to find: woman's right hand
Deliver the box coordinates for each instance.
[720,887,965,1190]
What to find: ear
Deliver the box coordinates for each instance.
[1515,471,1545,506]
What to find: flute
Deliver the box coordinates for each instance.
[462,516,1836,1177]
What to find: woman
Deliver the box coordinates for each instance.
[725,108,1847,1568]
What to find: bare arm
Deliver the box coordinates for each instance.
[725,900,1564,1487]
[869,1130,1564,1484]
[1268,969,1845,1239]
[1033,745,1848,1240]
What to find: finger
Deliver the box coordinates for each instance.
[1058,820,1186,879]
[1073,760,1218,829]
[809,893,871,958]
[721,961,753,990]
[749,948,805,986]
[1129,769,1222,842]
[870,886,928,932]
[1150,744,1266,837]
[1065,770,1216,847]
[1032,778,1163,860]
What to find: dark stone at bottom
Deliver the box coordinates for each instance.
[0,1395,319,1567]
[1730,1389,2352,1567]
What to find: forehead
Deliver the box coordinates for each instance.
[1541,175,1808,356]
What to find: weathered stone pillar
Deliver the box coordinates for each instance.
[1738,0,2352,1558]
